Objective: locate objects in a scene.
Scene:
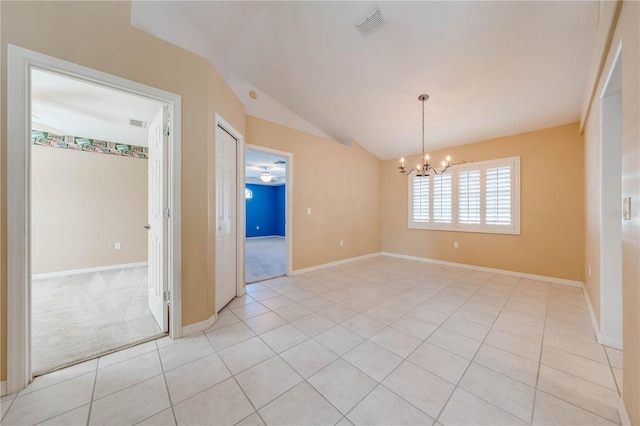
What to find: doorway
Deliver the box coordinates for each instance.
[244,145,293,284]
[7,45,182,393]
[29,69,170,375]
[599,44,623,349]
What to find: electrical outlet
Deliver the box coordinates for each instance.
[115,242,121,250]
[453,241,459,249]
[588,265,592,277]
[307,208,312,216]
[340,240,344,247]
[256,225,260,230]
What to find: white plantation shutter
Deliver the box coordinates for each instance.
[412,176,429,223]
[433,174,452,223]
[458,170,481,224]
[486,166,512,225]
[407,157,519,234]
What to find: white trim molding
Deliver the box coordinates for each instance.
[214,114,246,302]
[245,143,294,278]
[618,397,631,426]
[182,314,217,336]
[380,252,584,287]
[32,262,149,280]
[1,381,7,397]
[292,253,382,276]
[583,285,624,349]
[7,45,182,394]
[599,334,623,350]
[246,236,286,240]
[583,286,601,340]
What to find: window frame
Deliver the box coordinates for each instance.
[408,156,520,235]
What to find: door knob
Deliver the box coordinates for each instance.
[144,224,151,230]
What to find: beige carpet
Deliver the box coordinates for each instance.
[32,266,164,375]
[245,236,286,283]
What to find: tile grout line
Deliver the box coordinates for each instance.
[433,275,521,425]
[15,260,611,426]
[242,278,445,423]
[336,272,492,424]
[157,333,235,415]
[16,362,102,398]
[344,282,475,424]
[155,339,179,426]
[528,282,551,425]
[602,346,623,397]
[248,316,349,422]
[534,388,623,425]
[86,356,101,426]
[532,287,623,425]
[203,327,270,426]
[536,359,621,393]
[1,393,18,423]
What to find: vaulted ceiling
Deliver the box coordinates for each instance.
[146,1,598,160]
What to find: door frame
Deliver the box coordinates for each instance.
[245,144,294,278]
[598,41,623,349]
[214,114,246,302]
[6,45,183,393]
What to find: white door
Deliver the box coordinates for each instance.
[147,107,169,331]
[215,125,237,312]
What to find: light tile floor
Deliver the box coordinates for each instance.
[1,257,623,425]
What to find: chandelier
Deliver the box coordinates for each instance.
[399,94,458,176]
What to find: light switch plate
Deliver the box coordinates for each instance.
[623,197,631,220]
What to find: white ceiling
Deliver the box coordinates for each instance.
[31,69,164,147]
[175,1,597,160]
[246,149,286,186]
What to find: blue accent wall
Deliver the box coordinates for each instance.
[246,184,285,237]
[275,185,286,236]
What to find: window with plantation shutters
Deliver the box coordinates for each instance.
[458,170,481,224]
[486,166,512,225]
[412,176,429,223]
[408,156,520,234]
[433,174,452,223]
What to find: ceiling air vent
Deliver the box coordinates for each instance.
[355,8,387,38]
[128,118,147,128]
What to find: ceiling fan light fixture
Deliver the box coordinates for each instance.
[260,170,274,183]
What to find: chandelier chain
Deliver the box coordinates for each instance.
[398,93,463,176]
[422,97,425,161]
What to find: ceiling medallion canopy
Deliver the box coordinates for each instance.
[399,94,464,176]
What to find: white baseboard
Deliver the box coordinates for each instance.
[582,286,623,349]
[246,235,285,240]
[381,252,584,287]
[619,397,631,426]
[182,313,217,336]
[32,262,148,280]
[1,380,7,397]
[599,334,623,350]
[583,286,601,340]
[292,252,382,275]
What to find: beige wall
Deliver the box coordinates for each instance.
[245,116,381,270]
[1,1,246,381]
[31,146,148,274]
[583,1,640,423]
[381,123,585,281]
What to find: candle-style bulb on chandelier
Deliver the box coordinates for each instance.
[399,94,461,176]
